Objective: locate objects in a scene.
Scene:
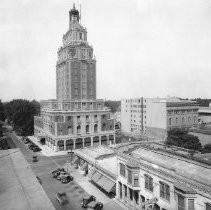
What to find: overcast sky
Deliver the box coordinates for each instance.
[0,0,211,102]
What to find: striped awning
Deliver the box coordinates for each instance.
[88,168,116,194]
[81,162,88,171]
[103,179,116,193]
[92,171,102,182]
[72,156,79,164]
[87,168,96,179]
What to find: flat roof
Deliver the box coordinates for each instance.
[75,146,117,177]
[131,148,211,188]
[0,149,55,210]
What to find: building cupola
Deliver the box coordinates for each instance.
[69,3,80,22]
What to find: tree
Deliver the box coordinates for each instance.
[105,100,120,113]
[4,99,39,136]
[0,100,5,121]
[203,144,211,153]
[165,129,202,151]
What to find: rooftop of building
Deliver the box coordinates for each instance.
[122,97,198,106]
[131,147,211,184]
[0,149,55,210]
[75,146,117,178]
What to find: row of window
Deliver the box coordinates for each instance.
[120,163,170,202]
[168,109,198,114]
[168,116,197,125]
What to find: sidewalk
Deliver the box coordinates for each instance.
[27,136,69,156]
[66,163,128,210]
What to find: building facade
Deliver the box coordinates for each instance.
[121,98,199,139]
[198,103,211,123]
[34,5,115,151]
[116,146,211,210]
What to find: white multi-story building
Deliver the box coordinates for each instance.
[121,97,199,139]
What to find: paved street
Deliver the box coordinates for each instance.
[5,131,126,210]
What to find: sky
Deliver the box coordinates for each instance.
[0,0,211,102]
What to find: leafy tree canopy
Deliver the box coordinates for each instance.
[0,100,5,121]
[166,129,202,151]
[105,100,120,113]
[4,99,40,136]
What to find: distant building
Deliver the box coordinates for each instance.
[34,5,115,151]
[121,97,199,139]
[198,103,211,123]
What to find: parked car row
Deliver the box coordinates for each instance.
[52,168,74,184]
[21,136,42,152]
[53,168,103,209]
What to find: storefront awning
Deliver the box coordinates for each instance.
[102,179,116,193]
[90,170,116,194]
[97,176,108,188]
[91,171,102,182]
[88,168,96,179]
[72,156,79,165]
[81,162,88,171]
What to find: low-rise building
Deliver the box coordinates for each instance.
[121,97,199,139]
[116,144,211,210]
[71,143,211,210]
[198,103,211,123]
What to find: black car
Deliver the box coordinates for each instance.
[56,192,68,205]
[87,201,103,210]
[60,175,73,183]
[33,147,42,152]
[28,144,35,149]
[81,195,96,208]
[52,168,65,178]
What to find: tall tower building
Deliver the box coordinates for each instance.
[34,5,115,151]
[56,4,96,100]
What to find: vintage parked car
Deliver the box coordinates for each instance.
[60,174,73,183]
[51,168,65,178]
[32,156,38,162]
[87,201,103,210]
[28,144,35,149]
[33,146,42,152]
[81,195,96,208]
[57,171,68,180]
[56,192,68,205]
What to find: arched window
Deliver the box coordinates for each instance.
[77,125,81,134]
[194,116,197,123]
[102,123,106,131]
[176,118,178,124]
[182,117,185,124]
[169,118,172,126]
[67,126,72,134]
[94,124,98,133]
[86,125,89,133]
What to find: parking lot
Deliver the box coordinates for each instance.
[5,130,126,210]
